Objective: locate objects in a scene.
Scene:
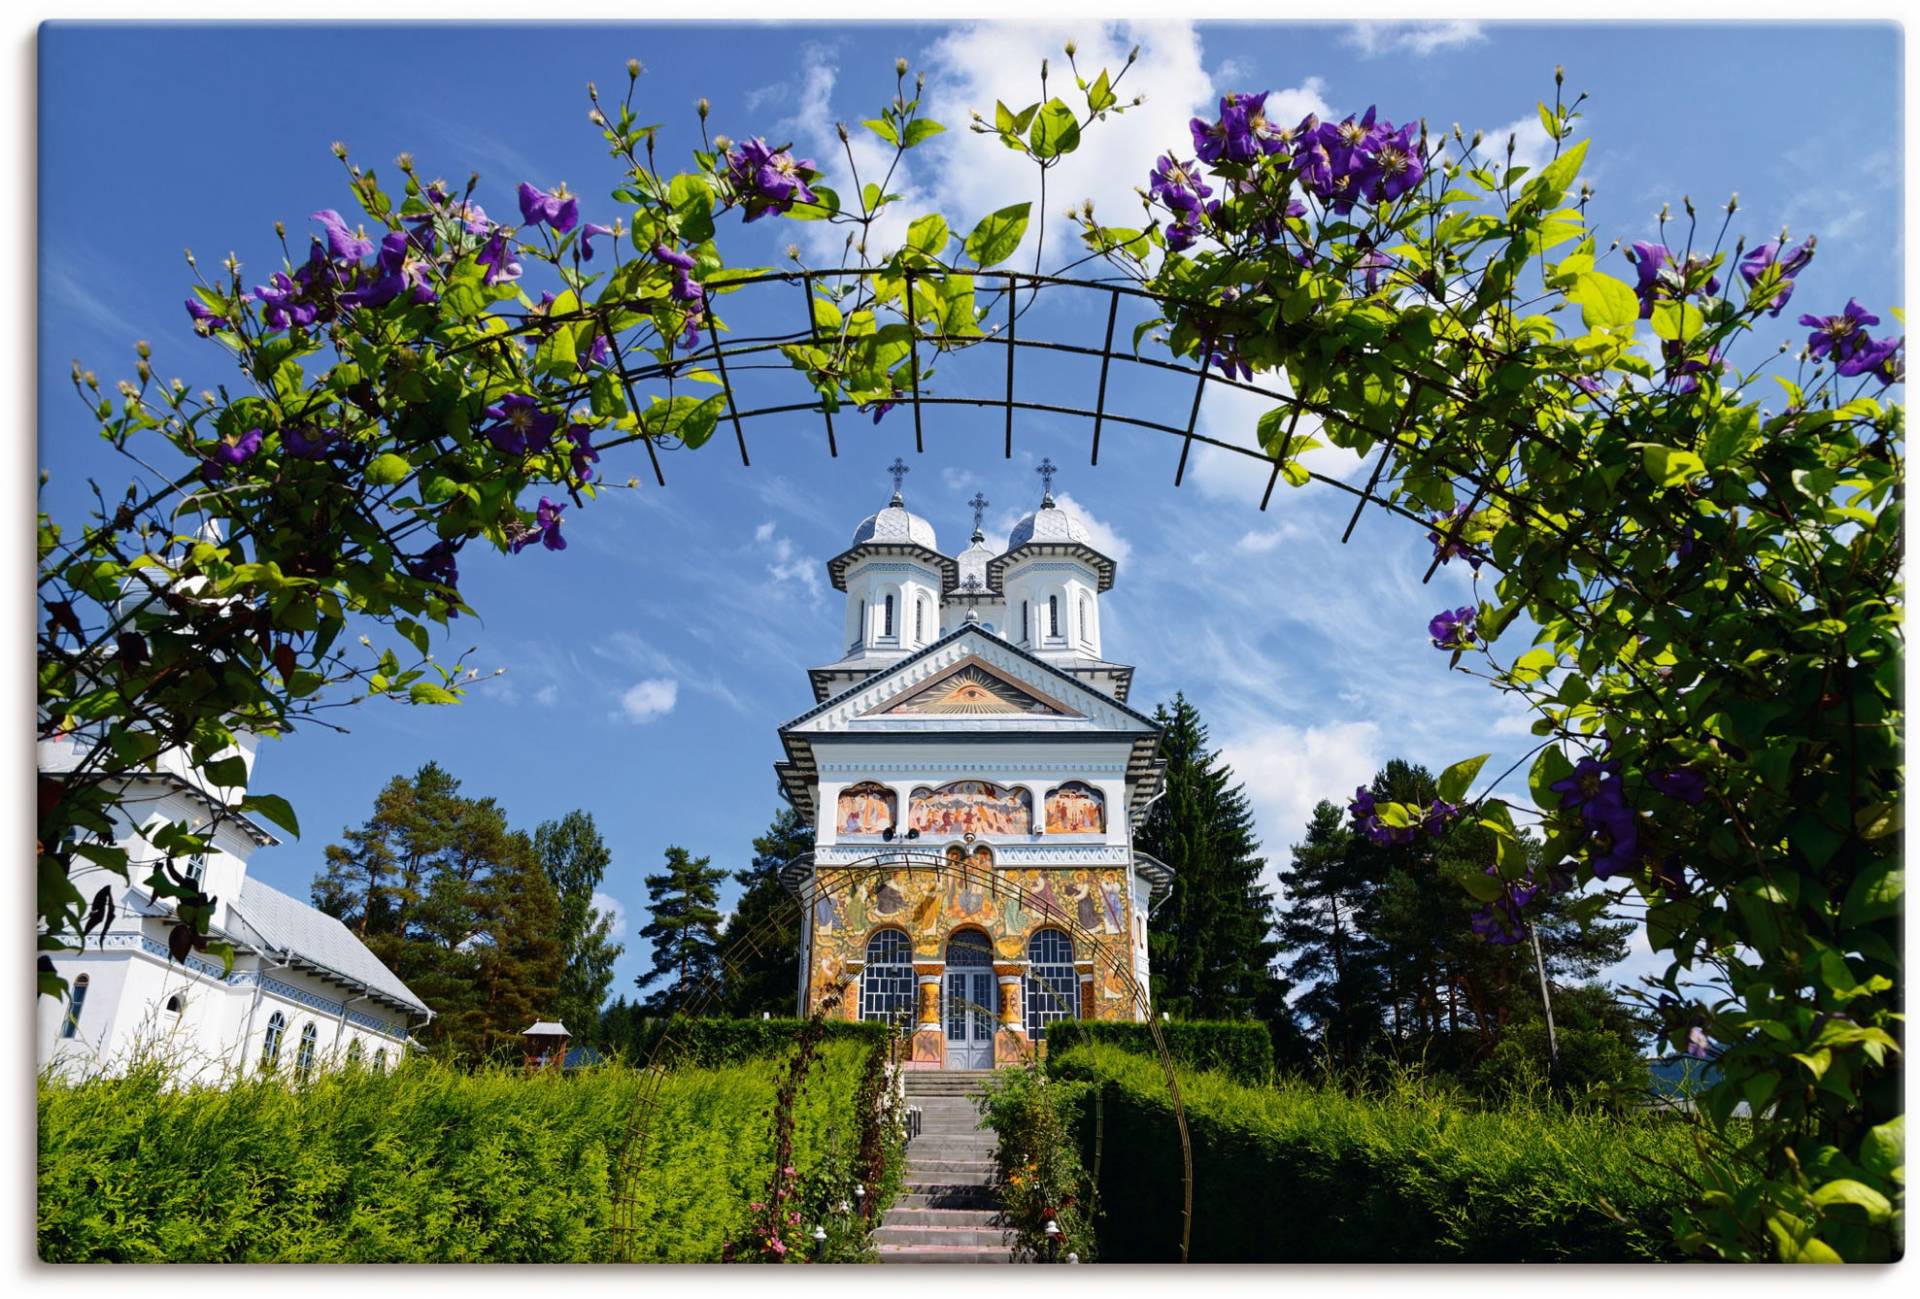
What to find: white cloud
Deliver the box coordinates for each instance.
[755,521,825,604]
[533,683,559,707]
[1486,109,1579,176]
[590,890,630,938]
[753,519,777,544]
[1343,22,1486,59]
[1186,379,1362,507]
[1234,525,1296,554]
[617,677,678,723]
[1048,491,1132,566]
[1221,719,1384,887]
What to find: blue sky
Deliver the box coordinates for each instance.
[38,20,1903,998]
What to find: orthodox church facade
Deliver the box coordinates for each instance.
[36,730,430,1084]
[776,462,1171,1069]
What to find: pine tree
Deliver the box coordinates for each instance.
[635,846,728,1013]
[1139,693,1285,1022]
[533,810,625,1041]
[1274,800,1387,1068]
[719,807,810,1016]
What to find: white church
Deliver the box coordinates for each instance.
[37,726,429,1083]
[776,460,1173,1068]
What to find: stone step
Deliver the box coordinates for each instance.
[881,1208,1003,1228]
[905,1157,995,1174]
[876,1244,1015,1264]
[875,1225,1009,1248]
[893,1189,1001,1211]
[905,1169,993,1187]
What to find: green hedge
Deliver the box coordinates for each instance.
[621,1017,889,1068]
[38,1042,874,1262]
[1044,1019,1272,1085]
[1050,1043,1698,1262]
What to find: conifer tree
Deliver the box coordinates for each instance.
[635,846,728,1013]
[718,807,809,1016]
[1274,800,1386,1068]
[1139,693,1285,1021]
[533,810,625,1041]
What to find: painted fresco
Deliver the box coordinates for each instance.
[835,782,897,836]
[805,863,1140,1029]
[1045,782,1106,834]
[909,780,1033,836]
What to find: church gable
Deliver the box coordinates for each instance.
[865,658,1078,718]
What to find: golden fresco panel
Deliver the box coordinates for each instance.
[834,782,896,836]
[908,779,1033,836]
[1045,782,1106,834]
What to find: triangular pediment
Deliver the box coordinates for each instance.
[863,658,1076,718]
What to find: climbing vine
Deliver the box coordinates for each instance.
[41,45,1902,1262]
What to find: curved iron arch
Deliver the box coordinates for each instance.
[611,847,1194,1263]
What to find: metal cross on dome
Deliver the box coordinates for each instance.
[967,492,990,533]
[1036,457,1058,500]
[959,573,985,621]
[887,457,911,496]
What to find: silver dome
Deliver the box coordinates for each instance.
[850,492,939,550]
[1006,495,1095,551]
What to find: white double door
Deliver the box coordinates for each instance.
[944,936,997,1069]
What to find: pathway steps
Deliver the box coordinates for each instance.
[875,1070,1014,1265]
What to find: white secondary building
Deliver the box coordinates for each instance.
[37,730,430,1084]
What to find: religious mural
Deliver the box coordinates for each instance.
[1045,782,1106,834]
[881,661,1069,716]
[909,780,1033,836]
[835,781,896,836]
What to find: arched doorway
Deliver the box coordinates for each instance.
[943,929,997,1069]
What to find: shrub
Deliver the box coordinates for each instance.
[1050,1043,1700,1262]
[979,1065,1097,1262]
[38,1041,881,1262]
[618,1017,889,1068]
[1044,1019,1272,1085]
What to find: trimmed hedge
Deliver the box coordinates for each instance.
[1051,1043,1698,1262]
[1044,1019,1272,1085]
[38,1041,875,1262]
[620,1017,889,1068]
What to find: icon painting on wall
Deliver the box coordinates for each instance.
[836,782,897,836]
[910,780,1033,836]
[1045,782,1106,834]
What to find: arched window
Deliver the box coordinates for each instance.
[295,1022,319,1082]
[61,974,89,1039]
[1025,929,1077,1041]
[1048,594,1060,637]
[182,855,205,887]
[860,929,914,1026]
[373,1047,388,1074]
[347,1039,364,1067]
[858,598,867,643]
[165,993,184,1016]
[1021,600,1029,642]
[1080,595,1093,645]
[261,1011,286,1069]
[915,597,926,642]
[884,593,895,637]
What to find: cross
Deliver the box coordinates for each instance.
[1036,457,1057,499]
[967,492,990,533]
[887,457,911,496]
[959,573,984,621]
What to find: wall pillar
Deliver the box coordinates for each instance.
[1076,959,1097,1019]
[993,961,1028,1065]
[909,961,945,1069]
[839,958,866,1021]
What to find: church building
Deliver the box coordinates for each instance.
[775,461,1172,1068]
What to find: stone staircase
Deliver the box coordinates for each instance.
[875,1071,1010,1263]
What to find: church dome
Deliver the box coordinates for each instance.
[955,531,997,597]
[1007,495,1095,551]
[851,492,938,551]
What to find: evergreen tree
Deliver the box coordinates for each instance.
[1274,800,1387,1068]
[533,810,625,1041]
[718,807,810,1016]
[635,846,728,1013]
[1139,693,1284,1021]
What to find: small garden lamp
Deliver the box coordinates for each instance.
[854,1183,866,1218]
[812,1224,827,1261]
[1067,1252,1080,1264]
[1044,1218,1061,1262]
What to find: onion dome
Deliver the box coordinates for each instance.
[993,491,1115,591]
[850,490,939,550]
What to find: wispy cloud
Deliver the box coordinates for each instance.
[590,890,631,938]
[41,251,150,346]
[616,677,678,723]
[1343,22,1486,59]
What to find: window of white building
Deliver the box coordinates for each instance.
[295,1022,318,1082]
[860,929,914,1026]
[261,1011,286,1069]
[61,974,89,1039]
[1025,929,1077,1041]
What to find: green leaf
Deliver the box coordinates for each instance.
[366,453,412,486]
[1860,1116,1904,1187]
[1086,69,1116,113]
[1810,1179,1892,1225]
[1642,444,1706,487]
[901,119,946,148]
[905,213,950,259]
[408,682,460,705]
[201,756,249,788]
[240,793,301,838]
[1536,101,1559,140]
[1437,753,1490,803]
[1028,98,1081,159]
[1461,869,1508,903]
[1530,746,1574,810]
[1569,271,1639,332]
[963,203,1032,268]
[863,117,900,147]
[1650,300,1705,342]
[785,184,840,221]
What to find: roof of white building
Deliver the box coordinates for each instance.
[1006,493,1095,549]
[522,1021,570,1036]
[227,877,429,1016]
[851,492,939,549]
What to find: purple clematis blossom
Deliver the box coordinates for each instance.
[1356,120,1425,203]
[1585,807,1641,879]
[281,425,340,461]
[1650,767,1708,805]
[654,243,704,304]
[342,231,438,309]
[725,138,819,221]
[580,222,615,261]
[201,427,264,481]
[1663,343,1726,396]
[1357,248,1394,293]
[1149,155,1213,215]
[476,229,522,286]
[407,540,460,593]
[185,298,231,333]
[1625,242,1671,318]
[312,209,374,262]
[1800,298,1879,361]
[509,496,568,554]
[565,425,600,482]
[1428,605,1477,651]
[1426,503,1482,571]
[1837,333,1902,379]
[1874,338,1905,386]
[516,182,580,234]
[483,393,559,456]
[1737,238,1814,317]
[1685,1025,1711,1059]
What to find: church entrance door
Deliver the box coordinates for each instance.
[943,931,997,1069]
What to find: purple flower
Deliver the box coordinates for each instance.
[1625,242,1670,319]
[1875,338,1906,386]
[654,243,704,303]
[1800,299,1879,362]
[312,209,374,262]
[1421,798,1461,835]
[281,425,340,461]
[1428,605,1477,651]
[1737,238,1814,317]
[1149,155,1213,216]
[580,222,615,261]
[724,138,818,222]
[1357,249,1394,294]
[201,427,264,481]
[1425,503,1481,571]
[1355,121,1424,203]
[1585,807,1641,879]
[1549,756,1621,818]
[482,393,559,455]
[1837,333,1902,380]
[407,539,459,590]
[1208,344,1252,383]
[1648,856,1689,901]
[516,182,579,234]
[1571,374,1607,397]
[342,231,437,309]
[185,298,231,333]
[1663,343,1726,396]
[476,229,522,286]
[581,332,612,370]
[509,496,568,554]
[1649,767,1708,805]
[1685,1025,1710,1060]
[565,425,600,482]
[1470,904,1525,946]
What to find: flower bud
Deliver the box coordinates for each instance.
[836,122,849,143]
[1554,64,1565,85]
[184,248,196,267]
[895,56,908,75]
[136,339,151,359]
[698,96,710,119]
[330,140,348,159]
[1127,44,1140,63]
[1470,129,1483,147]
[396,151,414,170]
[586,80,598,100]
[589,108,606,125]
[626,58,642,78]
[787,243,800,260]
[1041,58,1049,80]
[1726,191,1738,213]
[1064,39,1077,56]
